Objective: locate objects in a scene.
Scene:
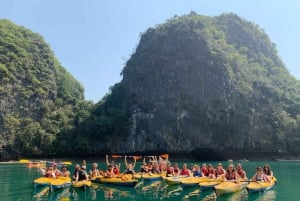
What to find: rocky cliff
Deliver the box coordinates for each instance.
[88,12,300,159]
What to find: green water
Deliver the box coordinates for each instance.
[0,160,299,201]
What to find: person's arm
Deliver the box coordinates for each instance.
[132,157,137,168]
[125,155,128,167]
[106,155,110,166]
[75,171,79,182]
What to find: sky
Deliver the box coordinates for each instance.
[0,0,299,103]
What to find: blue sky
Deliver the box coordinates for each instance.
[0,0,299,102]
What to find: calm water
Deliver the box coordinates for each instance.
[1,160,299,201]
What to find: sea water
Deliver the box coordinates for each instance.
[0,160,299,201]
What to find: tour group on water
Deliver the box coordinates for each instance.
[20,153,277,198]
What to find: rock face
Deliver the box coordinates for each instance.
[0,20,85,159]
[97,12,300,158]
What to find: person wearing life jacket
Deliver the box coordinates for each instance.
[205,164,216,178]
[201,163,208,176]
[173,163,180,176]
[105,165,116,178]
[225,164,237,181]
[251,166,271,182]
[166,162,174,176]
[113,164,121,176]
[236,163,247,179]
[215,163,226,178]
[180,163,191,176]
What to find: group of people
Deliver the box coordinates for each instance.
[40,156,274,183]
[40,163,70,178]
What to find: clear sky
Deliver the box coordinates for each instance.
[0,0,299,102]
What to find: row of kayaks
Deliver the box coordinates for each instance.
[33,173,277,196]
[33,176,92,192]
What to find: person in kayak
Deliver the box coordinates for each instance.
[251,166,271,182]
[122,155,136,175]
[180,163,191,176]
[192,165,203,177]
[263,164,274,178]
[104,164,116,178]
[224,164,238,181]
[60,165,70,177]
[215,163,226,178]
[89,162,100,178]
[72,164,81,181]
[236,163,247,179]
[74,165,89,182]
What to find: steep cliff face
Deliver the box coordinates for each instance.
[0,20,85,159]
[101,12,300,157]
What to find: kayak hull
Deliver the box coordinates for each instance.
[180,177,208,188]
[214,181,248,196]
[94,176,138,187]
[72,180,92,191]
[33,177,71,192]
[246,177,277,194]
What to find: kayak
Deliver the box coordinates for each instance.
[140,173,163,182]
[33,176,71,192]
[94,176,139,187]
[72,180,92,191]
[180,177,208,188]
[199,179,223,190]
[214,180,248,196]
[165,175,189,185]
[246,177,277,194]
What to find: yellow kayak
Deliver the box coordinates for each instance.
[214,180,248,196]
[72,180,92,191]
[33,176,71,192]
[94,176,139,187]
[246,177,277,193]
[180,177,208,188]
[141,173,163,182]
[199,178,223,190]
[165,175,189,185]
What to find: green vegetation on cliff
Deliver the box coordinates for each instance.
[0,19,92,159]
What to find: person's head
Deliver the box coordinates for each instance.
[75,164,80,169]
[62,165,67,170]
[236,163,242,169]
[256,166,263,174]
[81,165,86,171]
[92,163,98,168]
[227,164,235,172]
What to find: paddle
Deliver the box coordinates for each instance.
[19,159,72,166]
[160,154,169,159]
[111,154,123,158]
